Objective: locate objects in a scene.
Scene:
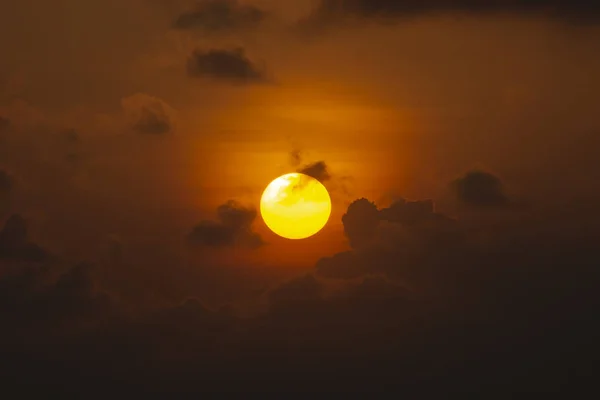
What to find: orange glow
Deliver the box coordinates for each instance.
[260,173,332,240]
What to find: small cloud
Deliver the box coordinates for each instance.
[451,170,509,208]
[173,0,266,33]
[121,93,175,135]
[298,161,331,183]
[187,200,264,249]
[186,48,270,84]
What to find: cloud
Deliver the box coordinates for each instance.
[341,198,381,248]
[451,170,509,208]
[186,48,269,84]
[121,93,175,135]
[319,194,462,279]
[0,214,49,263]
[298,161,331,183]
[290,151,351,195]
[302,0,600,26]
[172,0,266,33]
[1,170,599,393]
[187,200,264,249]
[2,191,600,393]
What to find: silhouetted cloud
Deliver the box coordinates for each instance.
[291,153,352,195]
[298,161,331,182]
[2,194,600,393]
[121,93,175,135]
[319,195,461,278]
[452,170,509,208]
[173,0,266,33]
[0,214,49,263]
[342,198,380,248]
[187,200,264,249]
[302,0,600,27]
[186,48,268,84]
[1,174,600,394]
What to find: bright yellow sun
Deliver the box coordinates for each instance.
[260,173,332,240]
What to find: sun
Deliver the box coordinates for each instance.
[260,173,332,240]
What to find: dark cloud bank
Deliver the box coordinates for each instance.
[1,170,600,394]
[304,0,600,25]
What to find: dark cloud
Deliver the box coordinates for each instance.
[173,0,266,33]
[2,176,600,393]
[2,204,600,393]
[187,200,264,249]
[451,170,509,208]
[186,48,269,84]
[319,195,462,278]
[298,161,331,182]
[341,198,380,248]
[292,154,352,196]
[304,0,600,26]
[121,93,174,135]
[0,214,49,263]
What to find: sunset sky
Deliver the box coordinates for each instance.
[1,0,600,394]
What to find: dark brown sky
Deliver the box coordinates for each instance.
[1,0,600,394]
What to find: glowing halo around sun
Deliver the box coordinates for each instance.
[260,173,332,240]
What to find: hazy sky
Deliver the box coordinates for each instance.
[1,1,600,393]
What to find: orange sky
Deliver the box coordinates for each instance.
[1,0,600,306]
